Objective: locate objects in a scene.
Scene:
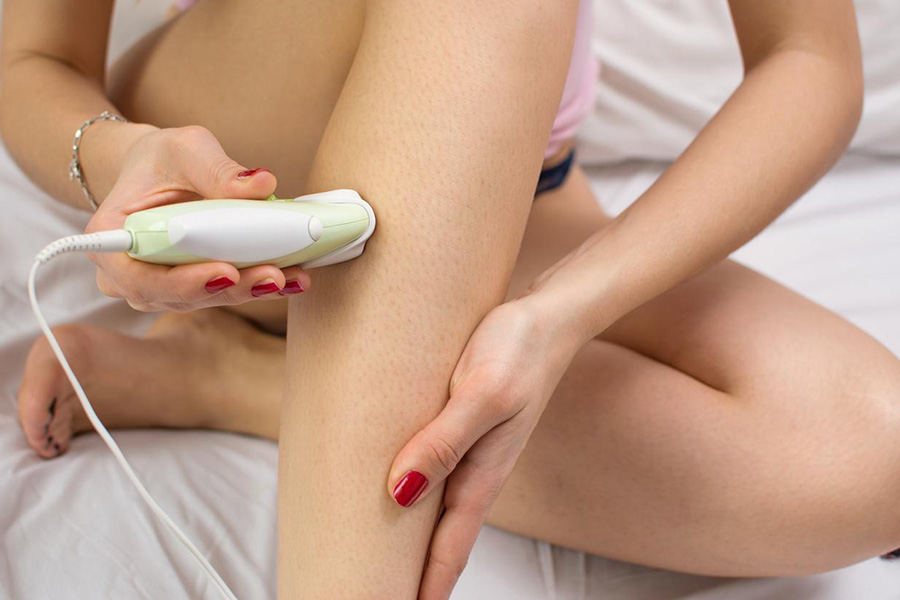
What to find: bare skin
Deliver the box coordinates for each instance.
[5,0,900,595]
[19,166,900,579]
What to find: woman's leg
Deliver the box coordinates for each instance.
[114,0,580,596]
[20,0,899,583]
[17,309,284,457]
[276,1,578,595]
[20,163,900,576]
[488,166,900,576]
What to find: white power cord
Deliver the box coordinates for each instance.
[28,231,239,600]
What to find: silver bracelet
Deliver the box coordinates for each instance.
[68,111,130,211]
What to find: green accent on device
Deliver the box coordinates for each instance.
[123,189,375,269]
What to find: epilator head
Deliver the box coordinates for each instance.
[123,189,375,269]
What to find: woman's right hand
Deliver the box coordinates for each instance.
[85,125,311,312]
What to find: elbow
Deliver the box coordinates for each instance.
[746,47,865,151]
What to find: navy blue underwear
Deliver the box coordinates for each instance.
[535,149,575,197]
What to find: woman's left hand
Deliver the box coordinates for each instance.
[387,295,581,600]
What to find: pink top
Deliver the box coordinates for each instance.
[547,0,597,158]
[173,0,596,159]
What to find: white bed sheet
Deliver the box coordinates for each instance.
[2,136,900,598]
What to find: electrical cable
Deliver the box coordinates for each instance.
[28,231,239,600]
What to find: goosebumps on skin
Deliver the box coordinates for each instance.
[277,0,578,597]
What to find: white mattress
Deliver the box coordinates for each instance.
[2,138,900,598]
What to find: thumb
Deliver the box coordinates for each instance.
[387,386,501,509]
[178,127,277,200]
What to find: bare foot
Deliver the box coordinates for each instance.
[17,309,285,459]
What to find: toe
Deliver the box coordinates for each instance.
[17,325,89,456]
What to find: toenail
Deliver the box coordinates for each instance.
[48,397,57,417]
[236,167,271,180]
[205,276,236,294]
[251,280,281,297]
[42,423,50,437]
[53,443,61,454]
[278,279,306,295]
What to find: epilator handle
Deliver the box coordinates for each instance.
[123,189,375,269]
[166,206,322,263]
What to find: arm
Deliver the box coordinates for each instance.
[387,2,864,597]
[0,0,154,207]
[1,0,306,310]
[528,0,863,343]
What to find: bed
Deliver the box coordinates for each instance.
[2,1,899,598]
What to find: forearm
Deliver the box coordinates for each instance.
[0,0,155,208]
[530,48,863,345]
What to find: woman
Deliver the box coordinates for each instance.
[3,0,898,598]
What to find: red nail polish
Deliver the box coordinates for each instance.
[392,471,428,508]
[205,276,236,294]
[278,279,306,295]
[236,167,271,179]
[251,281,281,297]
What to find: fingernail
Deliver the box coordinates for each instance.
[251,280,281,297]
[205,276,236,294]
[236,167,271,180]
[392,470,428,508]
[278,279,306,295]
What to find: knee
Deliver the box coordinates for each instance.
[718,359,900,577]
[772,368,900,575]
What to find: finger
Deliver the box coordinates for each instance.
[94,252,241,307]
[278,266,311,296]
[418,462,497,600]
[175,126,277,200]
[387,385,508,508]
[214,264,287,304]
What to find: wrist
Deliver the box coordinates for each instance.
[516,283,596,361]
[518,236,625,350]
[80,120,158,204]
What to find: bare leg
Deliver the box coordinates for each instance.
[276,1,577,595]
[17,309,283,457]
[17,0,899,584]
[114,0,578,595]
[491,167,900,575]
[19,164,900,576]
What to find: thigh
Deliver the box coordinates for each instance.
[108,0,367,330]
[490,166,900,576]
[108,0,366,196]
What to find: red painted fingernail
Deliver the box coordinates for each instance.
[236,167,271,180]
[392,470,428,508]
[205,276,236,294]
[278,279,306,295]
[251,281,281,297]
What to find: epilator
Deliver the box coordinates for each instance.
[124,188,375,268]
